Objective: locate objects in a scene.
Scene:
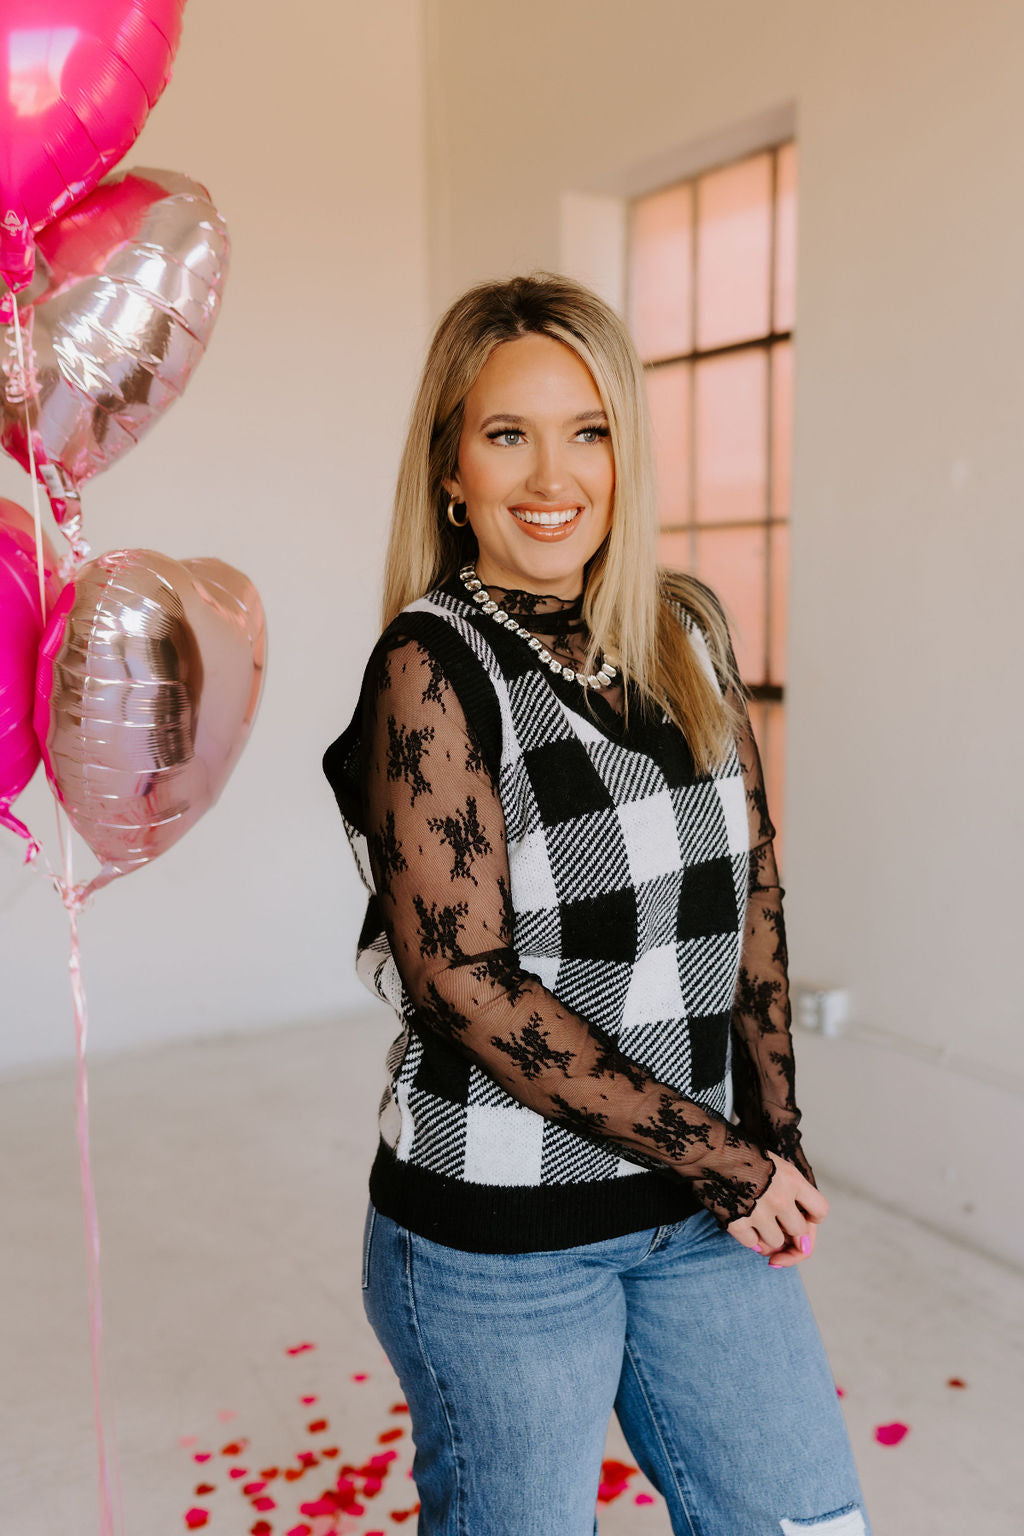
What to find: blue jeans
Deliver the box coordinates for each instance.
[361,1201,870,1536]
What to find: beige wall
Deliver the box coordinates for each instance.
[0,6,429,1068]
[425,0,1024,1265]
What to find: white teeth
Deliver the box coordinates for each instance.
[512,508,581,526]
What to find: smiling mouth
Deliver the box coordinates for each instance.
[510,507,582,526]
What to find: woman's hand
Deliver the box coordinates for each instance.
[726,1150,829,1267]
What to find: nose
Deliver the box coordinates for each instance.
[523,434,570,499]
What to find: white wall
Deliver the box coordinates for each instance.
[424,0,1024,1265]
[0,5,429,1068]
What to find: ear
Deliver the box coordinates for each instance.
[442,473,464,500]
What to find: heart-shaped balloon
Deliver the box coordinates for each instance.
[1,166,230,525]
[0,498,63,844]
[0,1,186,304]
[34,548,266,897]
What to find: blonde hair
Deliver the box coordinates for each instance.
[381,272,743,771]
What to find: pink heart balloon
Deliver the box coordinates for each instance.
[35,548,266,898]
[0,1,186,306]
[0,497,63,845]
[1,167,230,526]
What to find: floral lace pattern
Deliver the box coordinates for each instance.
[356,577,812,1225]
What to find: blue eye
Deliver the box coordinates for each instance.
[486,429,525,446]
[576,426,610,444]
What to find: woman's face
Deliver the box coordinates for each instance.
[445,332,615,597]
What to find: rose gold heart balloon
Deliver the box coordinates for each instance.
[1,166,229,528]
[34,549,266,898]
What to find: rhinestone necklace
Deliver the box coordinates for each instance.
[458,563,618,689]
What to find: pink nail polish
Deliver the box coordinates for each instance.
[800,1235,812,1255]
[752,1244,764,1254]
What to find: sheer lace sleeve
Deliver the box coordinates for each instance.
[358,631,778,1227]
[728,695,816,1186]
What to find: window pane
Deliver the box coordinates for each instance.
[770,340,793,519]
[646,363,691,528]
[693,525,767,683]
[749,699,786,870]
[768,521,788,688]
[696,153,772,350]
[658,528,694,575]
[773,142,798,333]
[629,184,693,362]
[694,351,768,524]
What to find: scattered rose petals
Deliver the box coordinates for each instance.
[947,1377,967,1389]
[184,1512,209,1530]
[251,1524,272,1536]
[297,1451,319,1467]
[229,1468,248,1479]
[285,1527,312,1536]
[321,1447,339,1459]
[221,1440,247,1456]
[598,1458,638,1504]
[242,1481,267,1495]
[636,1492,655,1505]
[179,1436,199,1448]
[252,1496,276,1512]
[874,1421,910,1446]
[193,1453,211,1464]
[307,1418,328,1433]
[378,1428,403,1444]
[284,1468,305,1482]
[259,1467,279,1479]
[299,1498,338,1517]
[287,1343,316,1356]
[389,1505,420,1524]
[389,1403,409,1415]
[194,1483,216,1496]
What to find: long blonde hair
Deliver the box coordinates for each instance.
[381,272,743,771]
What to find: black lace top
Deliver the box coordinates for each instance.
[345,573,813,1233]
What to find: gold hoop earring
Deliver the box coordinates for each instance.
[447,497,469,528]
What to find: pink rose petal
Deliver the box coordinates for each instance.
[287,1342,316,1355]
[252,1497,276,1511]
[874,1421,910,1446]
[300,1395,318,1405]
[229,1467,248,1479]
[184,1512,209,1530]
[351,1372,368,1381]
[242,1482,266,1496]
[217,1409,237,1422]
[836,1385,846,1397]
[636,1492,656,1505]
[193,1453,212,1464]
[179,1435,199,1449]
[285,1527,312,1536]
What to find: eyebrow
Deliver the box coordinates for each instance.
[478,410,608,429]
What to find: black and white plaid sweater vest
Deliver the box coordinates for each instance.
[337,580,751,1253]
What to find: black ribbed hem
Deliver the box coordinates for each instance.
[368,1139,703,1254]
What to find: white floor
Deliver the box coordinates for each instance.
[1,1016,1021,1536]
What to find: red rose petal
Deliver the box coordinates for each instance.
[352,1372,368,1381]
[364,1478,383,1496]
[284,1468,304,1482]
[251,1524,272,1536]
[297,1451,318,1467]
[388,1403,410,1415]
[307,1418,328,1433]
[184,1512,209,1530]
[389,1505,420,1524]
[377,1428,403,1444]
[221,1440,247,1456]
[285,1527,312,1536]
[243,1481,266,1495]
[252,1497,276,1512]
[947,1377,967,1388]
[194,1483,216,1496]
[836,1385,846,1397]
[300,1395,317,1405]
[287,1342,316,1356]
[229,1468,248,1479]
[636,1492,656,1505]
[874,1421,910,1446]
[321,1447,339,1459]
[299,1498,338,1517]
[259,1467,279,1479]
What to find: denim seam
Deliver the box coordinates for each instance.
[622,1337,701,1536]
[402,1229,466,1536]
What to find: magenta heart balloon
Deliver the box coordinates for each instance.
[1,167,230,525]
[34,549,266,898]
[0,498,63,844]
[0,1,186,307]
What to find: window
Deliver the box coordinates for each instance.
[627,142,796,857]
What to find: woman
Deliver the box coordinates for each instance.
[323,273,870,1536]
